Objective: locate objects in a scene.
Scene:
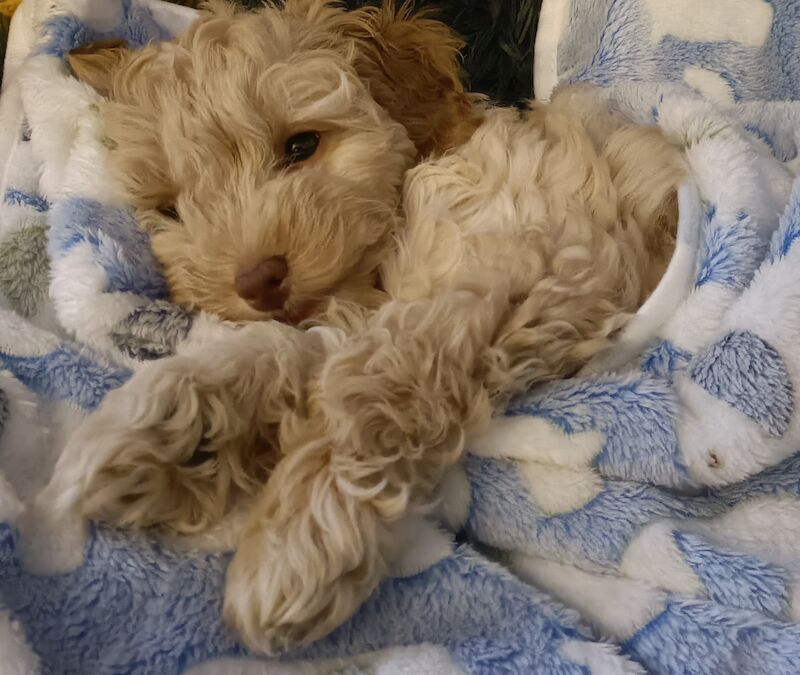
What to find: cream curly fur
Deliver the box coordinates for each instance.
[49,0,685,654]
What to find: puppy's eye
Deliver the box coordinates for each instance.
[158,205,179,221]
[284,131,320,163]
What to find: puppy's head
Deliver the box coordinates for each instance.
[69,0,477,323]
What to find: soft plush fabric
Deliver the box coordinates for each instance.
[3,0,800,674]
[534,0,799,103]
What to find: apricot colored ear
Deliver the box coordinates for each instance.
[343,3,480,156]
[67,39,130,97]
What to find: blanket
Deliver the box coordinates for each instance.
[3,0,800,673]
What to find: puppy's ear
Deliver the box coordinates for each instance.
[342,2,480,156]
[67,39,130,97]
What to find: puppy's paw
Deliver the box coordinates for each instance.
[52,355,275,534]
[223,443,386,653]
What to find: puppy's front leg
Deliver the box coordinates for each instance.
[224,286,501,652]
[46,320,325,536]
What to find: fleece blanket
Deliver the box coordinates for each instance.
[3,0,800,673]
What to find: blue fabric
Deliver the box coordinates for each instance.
[0,346,130,411]
[0,523,596,675]
[625,599,800,675]
[4,189,49,213]
[690,331,794,437]
[49,199,170,299]
[508,375,688,486]
[696,212,767,290]
[674,531,790,619]
[563,0,800,102]
[38,1,170,58]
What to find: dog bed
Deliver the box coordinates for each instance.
[3,0,800,673]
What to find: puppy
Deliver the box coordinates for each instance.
[53,0,685,654]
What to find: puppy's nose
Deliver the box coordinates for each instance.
[235,255,289,312]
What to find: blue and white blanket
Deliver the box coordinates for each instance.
[3,0,800,673]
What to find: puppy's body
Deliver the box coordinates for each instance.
[388,92,681,397]
[51,0,684,653]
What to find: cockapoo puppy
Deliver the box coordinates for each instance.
[49,0,684,654]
